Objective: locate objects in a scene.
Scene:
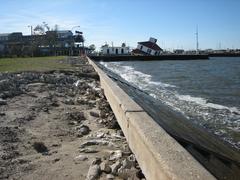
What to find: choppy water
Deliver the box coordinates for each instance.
[100,57,240,149]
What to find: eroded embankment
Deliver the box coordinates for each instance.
[0,57,144,180]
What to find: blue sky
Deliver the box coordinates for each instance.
[0,0,240,50]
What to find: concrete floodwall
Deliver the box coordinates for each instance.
[87,57,215,180]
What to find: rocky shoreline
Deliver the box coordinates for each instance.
[0,57,145,180]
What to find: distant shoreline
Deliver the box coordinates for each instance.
[209,53,240,57]
[90,54,209,61]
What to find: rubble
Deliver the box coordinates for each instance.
[80,139,111,148]
[74,154,88,163]
[110,160,122,175]
[106,174,115,179]
[76,124,90,137]
[0,57,144,180]
[89,111,100,118]
[79,148,99,154]
[109,150,122,161]
[100,161,111,174]
[86,164,101,180]
[86,159,101,180]
[0,112,6,116]
[65,111,86,122]
[0,98,7,105]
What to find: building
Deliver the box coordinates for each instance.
[57,30,73,39]
[0,30,88,57]
[55,30,73,48]
[101,43,130,55]
[173,49,184,54]
[132,37,163,56]
[0,33,10,55]
[0,33,10,42]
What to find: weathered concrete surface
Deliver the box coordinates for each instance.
[88,57,216,180]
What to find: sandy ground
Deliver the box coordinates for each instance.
[0,57,144,180]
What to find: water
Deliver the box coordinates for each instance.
[100,57,240,149]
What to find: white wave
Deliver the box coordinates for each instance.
[149,93,157,99]
[100,62,176,89]
[177,95,206,104]
[149,81,176,88]
[177,95,240,114]
[101,61,240,115]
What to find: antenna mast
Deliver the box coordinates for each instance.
[196,25,199,54]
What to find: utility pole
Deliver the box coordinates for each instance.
[28,25,33,57]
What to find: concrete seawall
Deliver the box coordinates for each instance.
[87,57,215,180]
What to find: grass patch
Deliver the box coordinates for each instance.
[0,56,72,72]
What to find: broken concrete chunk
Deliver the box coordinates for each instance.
[64,99,74,105]
[92,157,101,165]
[109,150,122,161]
[89,111,100,118]
[76,125,90,136]
[80,141,99,148]
[96,132,105,138]
[74,155,88,163]
[86,164,100,180]
[79,148,99,154]
[110,160,122,175]
[80,140,110,148]
[100,161,111,174]
[118,167,138,180]
[86,158,101,180]
[0,99,7,105]
[122,156,136,169]
[106,174,115,179]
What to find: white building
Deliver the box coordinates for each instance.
[173,49,184,54]
[132,37,162,56]
[101,43,130,55]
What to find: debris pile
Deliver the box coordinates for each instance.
[0,57,144,179]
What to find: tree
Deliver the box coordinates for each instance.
[33,25,45,35]
[32,23,59,56]
[43,22,50,31]
[89,44,96,51]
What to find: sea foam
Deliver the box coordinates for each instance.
[177,94,240,114]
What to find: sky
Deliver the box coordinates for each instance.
[0,0,240,50]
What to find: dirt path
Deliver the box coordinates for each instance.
[0,57,144,180]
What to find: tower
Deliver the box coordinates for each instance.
[196,26,199,54]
